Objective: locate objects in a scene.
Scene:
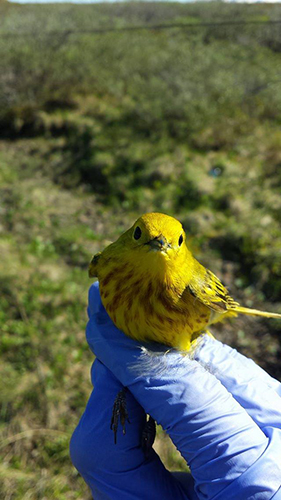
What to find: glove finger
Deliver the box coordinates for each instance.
[195,334,280,390]
[194,335,281,433]
[87,281,102,317]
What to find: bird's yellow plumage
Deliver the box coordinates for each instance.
[89,212,281,351]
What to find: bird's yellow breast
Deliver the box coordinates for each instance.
[98,258,211,351]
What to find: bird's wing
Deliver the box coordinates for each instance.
[88,252,102,278]
[187,268,239,313]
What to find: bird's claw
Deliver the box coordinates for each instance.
[110,387,130,444]
[141,415,156,458]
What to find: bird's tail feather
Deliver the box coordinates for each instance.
[234,306,281,319]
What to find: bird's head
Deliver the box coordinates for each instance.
[120,213,191,278]
[89,213,193,286]
[130,212,184,253]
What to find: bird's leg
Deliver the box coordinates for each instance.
[141,415,156,458]
[110,387,130,444]
[111,388,156,455]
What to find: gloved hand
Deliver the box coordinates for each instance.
[70,282,281,500]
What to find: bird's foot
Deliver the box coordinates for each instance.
[141,415,156,457]
[111,387,130,444]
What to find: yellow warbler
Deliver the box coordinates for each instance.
[89,212,281,351]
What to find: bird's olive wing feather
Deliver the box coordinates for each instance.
[187,268,239,312]
[88,252,102,278]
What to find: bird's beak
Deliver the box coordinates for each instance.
[146,235,170,252]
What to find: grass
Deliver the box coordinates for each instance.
[0,1,281,498]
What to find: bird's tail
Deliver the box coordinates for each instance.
[233,306,281,319]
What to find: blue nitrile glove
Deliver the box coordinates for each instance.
[70,282,281,500]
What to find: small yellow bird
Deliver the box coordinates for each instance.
[89,212,281,352]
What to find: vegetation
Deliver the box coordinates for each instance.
[0,1,281,498]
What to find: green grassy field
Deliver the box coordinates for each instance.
[0,1,281,498]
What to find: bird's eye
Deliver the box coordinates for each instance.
[133,226,142,240]
[178,234,183,246]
